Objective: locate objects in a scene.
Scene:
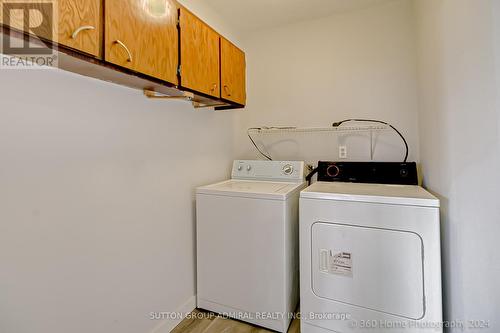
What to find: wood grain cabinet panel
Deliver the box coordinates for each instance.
[105,0,178,84]
[0,0,57,42]
[0,0,101,57]
[179,7,220,98]
[221,37,246,105]
[58,0,101,57]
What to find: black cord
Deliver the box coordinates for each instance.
[332,119,409,162]
[305,166,319,186]
[247,128,272,161]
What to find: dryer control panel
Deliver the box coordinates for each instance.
[232,160,305,182]
[317,161,418,185]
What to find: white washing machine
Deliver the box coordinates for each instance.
[300,178,442,333]
[196,160,307,332]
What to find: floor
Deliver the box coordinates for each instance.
[171,309,300,333]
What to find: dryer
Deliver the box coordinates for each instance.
[196,160,306,332]
[300,162,442,333]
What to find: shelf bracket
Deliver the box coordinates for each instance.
[143,89,194,101]
[192,101,229,109]
[144,89,229,109]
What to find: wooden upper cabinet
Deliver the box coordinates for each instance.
[0,0,101,56]
[221,38,246,105]
[105,0,178,84]
[58,0,101,57]
[0,1,53,39]
[179,7,220,98]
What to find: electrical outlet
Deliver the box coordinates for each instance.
[339,145,348,159]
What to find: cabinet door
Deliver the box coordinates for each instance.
[58,0,101,57]
[0,0,101,57]
[0,0,55,41]
[179,8,220,98]
[105,0,178,84]
[221,38,246,105]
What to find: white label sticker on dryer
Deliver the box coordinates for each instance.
[319,249,353,277]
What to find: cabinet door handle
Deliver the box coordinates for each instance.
[210,83,217,91]
[114,40,133,62]
[71,25,95,39]
[223,85,231,97]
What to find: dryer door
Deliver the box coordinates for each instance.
[311,223,425,319]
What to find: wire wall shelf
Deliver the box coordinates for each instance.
[247,125,389,135]
[248,125,391,161]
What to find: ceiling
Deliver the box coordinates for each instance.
[205,0,394,34]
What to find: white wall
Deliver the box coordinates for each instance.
[415,0,500,331]
[234,0,420,165]
[0,39,236,333]
[178,0,242,46]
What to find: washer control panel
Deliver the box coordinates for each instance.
[232,160,305,182]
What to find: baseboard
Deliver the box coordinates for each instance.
[149,295,197,333]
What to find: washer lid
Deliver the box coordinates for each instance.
[197,180,305,200]
[301,182,439,207]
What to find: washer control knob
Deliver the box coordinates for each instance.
[283,164,294,175]
[326,164,340,178]
[237,165,243,171]
[247,165,252,171]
